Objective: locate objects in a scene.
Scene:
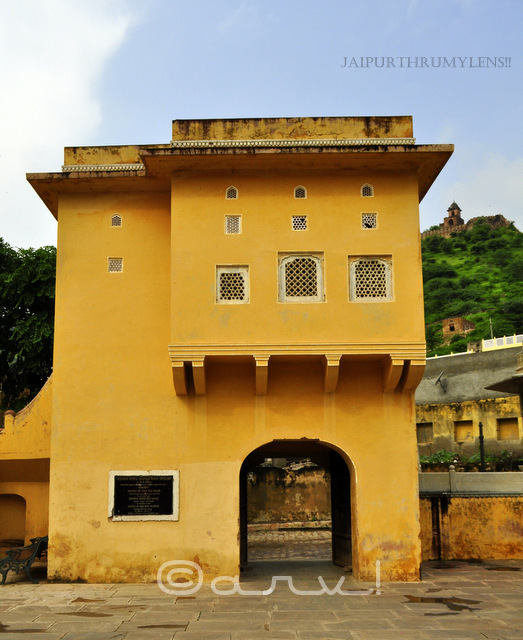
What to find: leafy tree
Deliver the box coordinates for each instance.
[422,260,457,283]
[0,239,56,411]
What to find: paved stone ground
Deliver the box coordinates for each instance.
[248,529,332,561]
[1,536,522,639]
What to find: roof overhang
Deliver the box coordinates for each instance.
[27,140,453,218]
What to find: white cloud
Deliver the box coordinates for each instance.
[0,0,135,248]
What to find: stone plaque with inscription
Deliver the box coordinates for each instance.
[113,475,174,516]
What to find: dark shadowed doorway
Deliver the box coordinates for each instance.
[239,440,352,569]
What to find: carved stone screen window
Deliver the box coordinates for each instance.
[226,186,238,199]
[279,254,324,302]
[111,214,122,227]
[225,215,241,234]
[349,257,392,300]
[216,266,249,303]
[361,213,377,229]
[108,257,123,273]
[292,215,307,230]
[294,185,307,199]
[361,184,374,197]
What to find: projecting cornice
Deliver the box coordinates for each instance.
[168,343,426,397]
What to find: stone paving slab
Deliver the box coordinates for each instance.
[0,560,522,638]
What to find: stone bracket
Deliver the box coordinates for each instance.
[324,355,342,393]
[384,358,404,393]
[254,356,270,396]
[192,358,206,396]
[172,361,187,396]
[400,359,426,393]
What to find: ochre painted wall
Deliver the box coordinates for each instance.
[0,376,52,460]
[247,466,331,524]
[0,377,51,543]
[417,397,522,457]
[420,496,523,560]
[170,169,425,346]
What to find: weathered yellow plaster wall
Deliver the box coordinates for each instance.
[170,169,424,347]
[420,496,523,560]
[0,376,52,459]
[417,397,522,456]
[0,378,51,543]
[171,116,414,141]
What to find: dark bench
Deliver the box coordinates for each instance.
[0,536,48,585]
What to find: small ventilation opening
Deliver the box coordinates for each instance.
[226,186,238,199]
[294,186,307,199]
[292,215,307,231]
[361,213,377,229]
[216,266,249,303]
[225,215,241,234]
[108,258,123,273]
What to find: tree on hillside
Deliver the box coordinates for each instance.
[0,239,56,411]
[420,222,523,355]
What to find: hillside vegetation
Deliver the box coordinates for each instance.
[422,220,523,356]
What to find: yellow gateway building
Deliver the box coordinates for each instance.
[3,117,452,582]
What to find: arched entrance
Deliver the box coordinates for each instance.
[239,440,352,568]
[0,494,26,550]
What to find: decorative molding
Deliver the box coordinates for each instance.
[61,163,145,173]
[169,342,426,361]
[170,138,416,149]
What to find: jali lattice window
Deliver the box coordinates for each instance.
[294,185,307,199]
[361,183,374,197]
[292,215,307,230]
[349,257,391,300]
[225,215,241,234]
[361,213,377,229]
[108,257,123,273]
[111,214,122,227]
[216,266,249,303]
[279,254,324,302]
[226,186,238,199]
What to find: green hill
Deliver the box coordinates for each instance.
[421,219,523,356]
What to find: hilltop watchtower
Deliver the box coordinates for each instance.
[443,201,464,228]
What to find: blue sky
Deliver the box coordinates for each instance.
[1,0,521,248]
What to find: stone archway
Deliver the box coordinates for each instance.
[239,440,353,569]
[0,494,26,550]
